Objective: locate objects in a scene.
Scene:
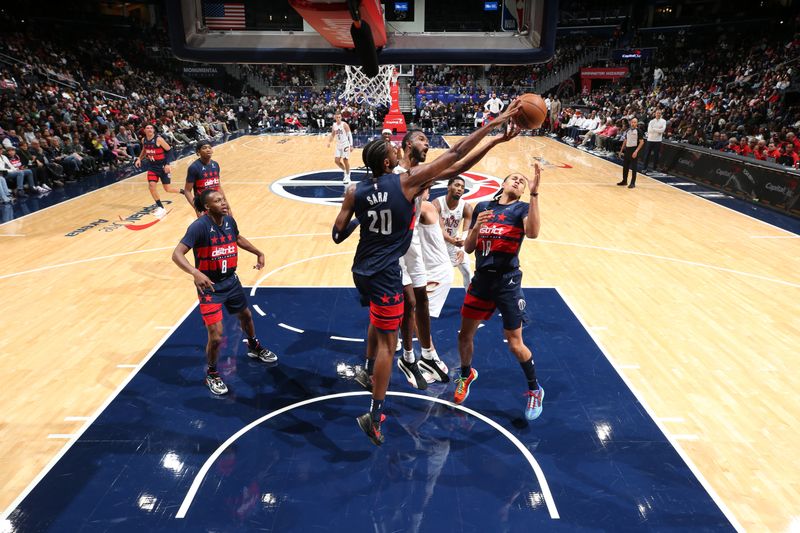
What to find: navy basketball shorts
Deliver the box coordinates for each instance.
[197,275,248,326]
[353,262,404,333]
[461,269,527,330]
[146,166,171,184]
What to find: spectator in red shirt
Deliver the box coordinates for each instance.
[723,137,741,154]
[777,144,799,168]
[739,137,753,158]
[753,140,768,161]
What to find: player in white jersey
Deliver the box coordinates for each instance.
[434,176,474,289]
[327,112,353,184]
[418,189,454,319]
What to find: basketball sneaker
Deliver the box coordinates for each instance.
[453,368,478,404]
[524,387,545,420]
[418,356,450,383]
[354,367,373,391]
[343,174,351,186]
[247,343,278,363]
[356,412,384,446]
[153,207,167,218]
[205,372,228,395]
[397,358,428,390]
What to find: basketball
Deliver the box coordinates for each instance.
[517,93,547,129]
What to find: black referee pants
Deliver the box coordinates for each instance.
[622,146,638,185]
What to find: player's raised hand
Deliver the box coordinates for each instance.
[254,252,265,270]
[494,120,522,144]
[475,209,494,228]
[495,99,522,125]
[528,162,541,195]
[193,271,215,292]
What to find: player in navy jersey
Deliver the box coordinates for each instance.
[183,141,229,217]
[453,163,545,421]
[331,101,521,445]
[135,124,183,218]
[171,189,278,395]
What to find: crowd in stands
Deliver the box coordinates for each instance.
[2,12,799,205]
[548,28,800,168]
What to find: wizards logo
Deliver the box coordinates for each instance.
[270,170,507,207]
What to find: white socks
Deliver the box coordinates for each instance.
[402,349,415,363]
[421,347,437,360]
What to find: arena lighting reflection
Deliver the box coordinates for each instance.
[594,422,613,446]
[136,493,157,512]
[527,492,545,509]
[161,452,185,475]
[261,493,278,509]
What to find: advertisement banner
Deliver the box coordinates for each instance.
[660,142,800,215]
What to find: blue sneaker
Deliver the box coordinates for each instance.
[524,387,544,420]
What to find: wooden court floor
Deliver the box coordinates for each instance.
[1,135,798,531]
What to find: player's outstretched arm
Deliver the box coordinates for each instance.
[404,101,521,194]
[524,163,541,239]
[332,184,359,243]
[439,121,521,180]
[172,243,215,292]
[237,235,264,269]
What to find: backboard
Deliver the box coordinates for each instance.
[166,0,558,66]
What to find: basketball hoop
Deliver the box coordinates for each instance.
[340,64,395,107]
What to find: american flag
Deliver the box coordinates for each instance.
[203,3,246,30]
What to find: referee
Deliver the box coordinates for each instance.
[617,117,645,189]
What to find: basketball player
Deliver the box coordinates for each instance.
[331,102,520,445]
[327,112,353,185]
[435,176,474,289]
[172,189,278,395]
[396,127,521,390]
[183,141,230,217]
[417,188,454,321]
[454,163,545,421]
[135,124,183,218]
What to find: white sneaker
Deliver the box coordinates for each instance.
[343,174,351,186]
[153,207,167,218]
[396,337,403,352]
[41,184,52,191]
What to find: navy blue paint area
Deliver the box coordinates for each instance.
[6,288,734,532]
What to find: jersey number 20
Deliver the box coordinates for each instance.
[367,209,392,235]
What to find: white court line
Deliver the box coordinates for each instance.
[278,323,304,333]
[673,434,701,441]
[249,250,354,296]
[252,305,266,317]
[46,434,75,440]
[330,336,364,342]
[657,417,686,423]
[175,390,560,520]
[555,287,745,532]
[63,416,90,422]
[116,364,138,369]
[1,303,198,522]
[0,233,329,282]
[537,239,800,288]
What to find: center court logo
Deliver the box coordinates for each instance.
[270,170,507,207]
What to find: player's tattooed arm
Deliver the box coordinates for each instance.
[332,184,359,243]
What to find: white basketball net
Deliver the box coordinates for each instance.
[340,64,396,107]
